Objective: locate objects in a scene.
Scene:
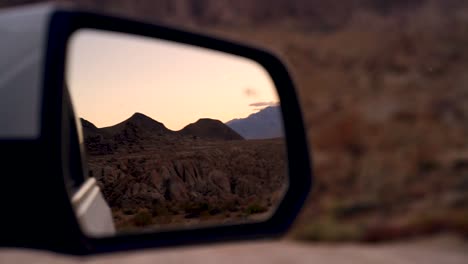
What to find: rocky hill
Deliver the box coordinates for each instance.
[227,106,283,139]
[101,113,172,137]
[80,118,102,138]
[80,114,285,230]
[2,0,458,32]
[81,114,243,144]
[180,118,243,140]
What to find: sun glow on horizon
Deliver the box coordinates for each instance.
[66,29,279,131]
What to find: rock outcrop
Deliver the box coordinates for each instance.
[81,114,286,229]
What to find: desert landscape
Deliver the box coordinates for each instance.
[81,107,287,231]
[2,0,468,263]
[3,0,468,247]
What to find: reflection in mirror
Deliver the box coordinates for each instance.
[66,29,288,237]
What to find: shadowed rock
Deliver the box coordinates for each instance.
[180,118,244,140]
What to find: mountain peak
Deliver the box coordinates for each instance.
[80,118,98,129]
[101,112,171,136]
[195,118,224,124]
[129,112,149,118]
[180,118,243,140]
[128,112,159,122]
[80,118,103,138]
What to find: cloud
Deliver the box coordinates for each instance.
[244,87,258,97]
[249,101,279,107]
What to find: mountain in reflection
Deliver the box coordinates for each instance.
[101,112,173,136]
[227,106,283,139]
[180,118,243,140]
[81,118,103,138]
[81,112,244,145]
[79,112,286,231]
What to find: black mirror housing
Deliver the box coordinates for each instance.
[0,4,312,255]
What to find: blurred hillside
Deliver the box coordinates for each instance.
[1,0,465,30]
[2,0,468,241]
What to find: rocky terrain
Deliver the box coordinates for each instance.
[81,113,287,231]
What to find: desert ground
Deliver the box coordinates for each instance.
[1,234,467,264]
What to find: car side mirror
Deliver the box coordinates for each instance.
[0,4,311,255]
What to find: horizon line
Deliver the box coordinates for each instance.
[80,104,280,130]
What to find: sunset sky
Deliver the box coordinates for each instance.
[66,29,279,130]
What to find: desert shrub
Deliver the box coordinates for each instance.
[362,224,411,242]
[184,202,211,218]
[409,210,468,238]
[452,159,468,171]
[450,211,468,238]
[208,207,222,215]
[225,200,240,212]
[245,203,268,215]
[312,112,365,152]
[408,214,448,236]
[122,208,135,215]
[363,210,468,242]
[111,209,122,221]
[418,159,440,173]
[212,200,239,213]
[133,210,153,226]
[332,200,378,218]
[117,221,140,233]
[151,204,170,217]
[294,218,364,242]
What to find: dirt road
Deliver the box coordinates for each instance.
[1,234,467,264]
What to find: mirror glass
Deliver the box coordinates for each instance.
[66,29,287,237]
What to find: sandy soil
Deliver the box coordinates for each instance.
[1,234,467,264]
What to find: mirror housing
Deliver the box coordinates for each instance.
[0,4,312,255]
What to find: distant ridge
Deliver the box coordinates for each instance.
[81,113,244,141]
[227,106,284,139]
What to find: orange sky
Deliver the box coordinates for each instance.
[66,29,279,130]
